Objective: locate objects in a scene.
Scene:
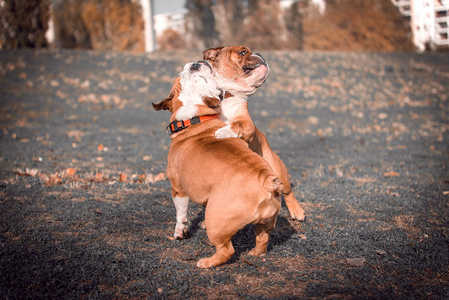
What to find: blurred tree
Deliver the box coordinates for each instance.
[284,1,304,49]
[243,0,284,49]
[158,29,186,50]
[212,0,245,46]
[302,0,415,51]
[185,0,218,49]
[0,0,50,49]
[54,0,144,52]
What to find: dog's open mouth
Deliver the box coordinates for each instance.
[243,64,263,74]
[242,53,268,75]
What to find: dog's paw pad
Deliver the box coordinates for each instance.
[215,125,238,139]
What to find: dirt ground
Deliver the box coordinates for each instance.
[0,49,448,299]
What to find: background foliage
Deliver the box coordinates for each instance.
[0,0,415,51]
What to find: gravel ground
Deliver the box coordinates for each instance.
[0,49,448,299]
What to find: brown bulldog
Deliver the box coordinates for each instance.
[153,61,283,268]
[203,46,306,221]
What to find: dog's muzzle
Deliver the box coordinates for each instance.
[190,60,213,73]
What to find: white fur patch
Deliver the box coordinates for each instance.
[220,95,247,123]
[173,195,190,239]
[215,124,238,139]
[175,63,221,121]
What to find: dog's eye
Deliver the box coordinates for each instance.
[238,50,247,56]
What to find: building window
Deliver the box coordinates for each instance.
[436,11,447,18]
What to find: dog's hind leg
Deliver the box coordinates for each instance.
[249,216,276,257]
[197,237,235,268]
[196,204,239,268]
[265,152,306,221]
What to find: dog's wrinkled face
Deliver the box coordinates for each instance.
[153,61,221,121]
[203,46,269,96]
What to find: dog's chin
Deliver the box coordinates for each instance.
[247,64,269,86]
[232,64,269,93]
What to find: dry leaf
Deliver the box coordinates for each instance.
[14,168,39,177]
[65,168,76,177]
[345,258,366,267]
[383,171,400,177]
[46,173,62,187]
[97,144,104,151]
[166,236,175,241]
[119,173,128,183]
[375,250,386,255]
[153,172,166,182]
[92,173,107,183]
[142,155,153,161]
[138,174,146,183]
[442,191,449,195]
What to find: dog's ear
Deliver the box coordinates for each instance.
[203,47,224,61]
[152,93,173,111]
[203,96,221,109]
[153,77,182,111]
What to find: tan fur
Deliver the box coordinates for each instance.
[153,67,283,268]
[204,46,306,221]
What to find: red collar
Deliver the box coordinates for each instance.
[166,115,221,135]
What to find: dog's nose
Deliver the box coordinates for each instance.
[255,53,266,64]
[190,63,201,71]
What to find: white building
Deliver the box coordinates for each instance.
[391,0,449,50]
[154,9,187,37]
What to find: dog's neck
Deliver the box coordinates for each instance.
[174,74,221,122]
[213,72,253,99]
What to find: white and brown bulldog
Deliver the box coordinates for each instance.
[203,46,306,221]
[153,61,283,268]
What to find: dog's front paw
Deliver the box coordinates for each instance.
[174,220,190,239]
[215,125,238,139]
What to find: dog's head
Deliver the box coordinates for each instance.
[203,46,269,96]
[153,60,221,122]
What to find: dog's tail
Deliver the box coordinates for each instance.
[263,176,284,197]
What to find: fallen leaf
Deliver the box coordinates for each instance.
[46,173,62,187]
[14,168,39,177]
[166,236,175,241]
[92,173,107,183]
[443,191,449,195]
[119,173,128,183]
[65,168,76,177]
[386,190,401,197]
[142,155,153,161]
[138,174,146,183]
[346,258,366,267]
[97,144,104,151]
[383,171,400,177]
[153,172,166,182]
[375,250,386,255]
